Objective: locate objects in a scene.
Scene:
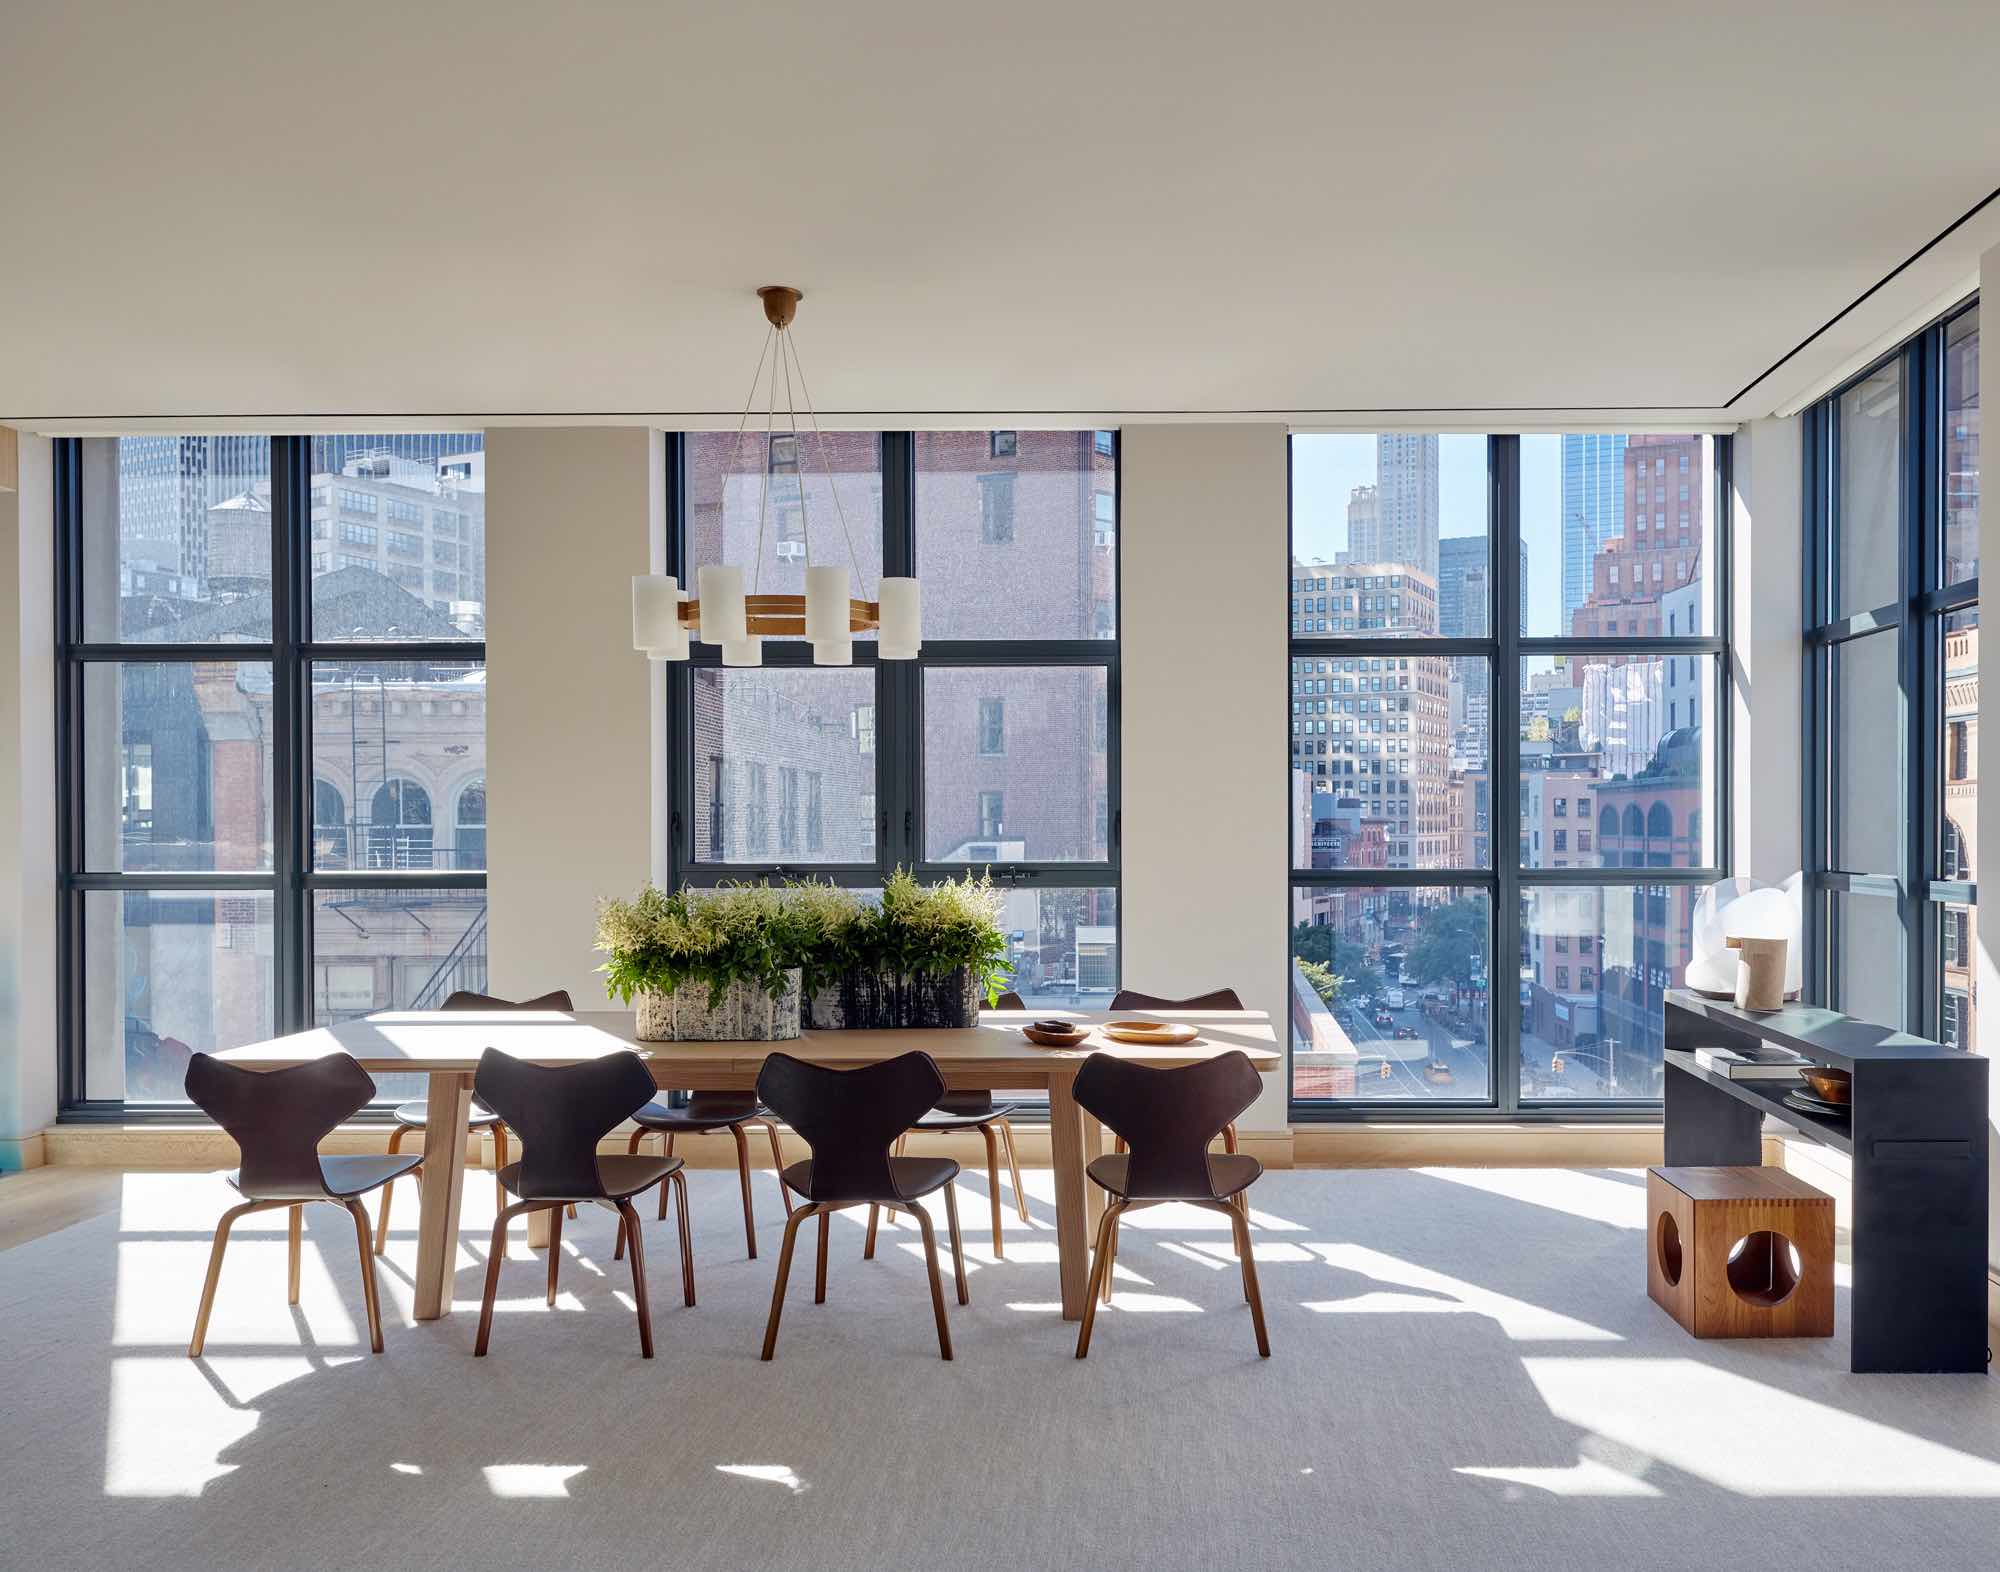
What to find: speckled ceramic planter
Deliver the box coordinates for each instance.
[634,969,801,1042]
[804,966,983,1031]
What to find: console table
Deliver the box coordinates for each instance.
[1663,990,1989,1373]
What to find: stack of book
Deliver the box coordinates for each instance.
[1692,1044,1810,1081]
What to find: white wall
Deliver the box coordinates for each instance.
[1729,416,1804,884]
[1119,425,1291,1131]
[483,427,665,1010]
[0,432,57,1167]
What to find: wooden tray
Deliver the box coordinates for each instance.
[1103,1021,1199,1046]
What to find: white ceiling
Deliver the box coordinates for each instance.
[2,1,1996,427]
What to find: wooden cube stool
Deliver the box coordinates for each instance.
[1647,1166,1834,1339]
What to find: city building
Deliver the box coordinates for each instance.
[1561,432,1627,629]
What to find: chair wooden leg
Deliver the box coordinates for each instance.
[670,1170,695,1307]
[998,1118,1029,1224]
[493,1124,510,1216]
[765,1122,794,1217]
[1228,1197,1270,1357]
[942,1181,969,1305]
[614,1212,627,1261]
[287,1204,303,1306]
[910,1200,954,1362]
[474,1202,527,1356]
[189,1199,268,1358]
[344,1199,387,1354]
[658,1132,675,1220]
[374,1126,409,1256]
[731,1122,758,1258]
[546,1203,564,1306]
[863,1203,882,1260]
[814,1209,831,1303]
[1101,1206,1120,1305]
[1075,1201,1122,1359]
[615,1200,654,1358]
[761,1204,815,1361]
[1114,1134,1127,1156]
[978,1122,1004,1257]
[1222,1122,1239,1156]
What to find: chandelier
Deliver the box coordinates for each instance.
[631,285,919,668]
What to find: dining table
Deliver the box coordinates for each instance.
[214,1005,1280,1323]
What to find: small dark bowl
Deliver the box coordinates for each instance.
[1801,1066,1852,1105]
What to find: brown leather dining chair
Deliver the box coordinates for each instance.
[1110,987,1244,1156]
[184,1051,421,1358]
[757,1050,969,1361]
[471,1046,690,1358]
[863,988,1028,1261]
[1070,1048,1270,1358]
[374,989,576,1256]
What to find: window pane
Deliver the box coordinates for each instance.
[82,662,273,871]
[1942,607,1977,879]
[1290,886,1491,1102]
[685,432,883,639]
[83,890,274,1102]
[1837,364,1902,617]
[1943,309,1979,586]
[1519,654,1716,869]
[1832,631,1898,873]
[993,886,1120,1008]
[1520,433,1712,639]
[1832,890,1901,1028]
[691,667,876,863]
[313,888,489,1103]
[1940,901,1977,1051]
[1520,884,1692,1102]
[1290,434,1488,637]
[922,667,1109,862]
[915,431,1116,639]
[1291,655,1488,869]
[307,435,485,639]
[81,436,273,643]
[308,659,487,870]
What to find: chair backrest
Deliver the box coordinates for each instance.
[1111,986,1243,1012]
[1072,1050,1261,1200]
[473,1048,656,1200]
[444,989,574,1012]
[992,991,1027,1011]
[185,1052,376,1201]
[756,1051,946,1203]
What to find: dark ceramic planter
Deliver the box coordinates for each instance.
[804,966,983,1030]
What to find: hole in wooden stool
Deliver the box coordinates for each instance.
[1655,1212,1683,1287]
[1725,1229,1802,1307]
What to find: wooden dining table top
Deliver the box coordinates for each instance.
[213,1006,1281,1077]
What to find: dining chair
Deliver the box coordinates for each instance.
[756,1050,968,1361]
[373,989,576,1256]
[862,988,1028,1260]
[1109,987,1244,1156]
[184,1052,420,1358]
[622,1093,793,1260]
[471,1047,690,1358]
[1070,1048,1270,1358]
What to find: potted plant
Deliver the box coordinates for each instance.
[801,870,1012,1030]
[594,883,808,1041]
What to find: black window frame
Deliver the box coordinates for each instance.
[1288,432,1734,1122]
[663,431,1121,985]
[1802,296,1978,1039]
[53,435,488,1120]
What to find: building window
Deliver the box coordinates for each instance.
[779,767,800,853]
[745,762,768,854]
[978,697,1006,756]
[990,430,1017,458]
[978,791,1005,839]
[454,780,486,871]
[979,472,1015,543]
[807,772,824,853]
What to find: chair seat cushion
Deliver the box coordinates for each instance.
[497,1153,681,1203]
[319,1152,426,1198]
[391,1099,504,1130]
[913,1099,1020,1131]
[1086,1152,1261,1201]
[780,1155,960,1203]
[631,1094,762,1131]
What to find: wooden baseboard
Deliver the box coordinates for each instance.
[0,1133,49,1172]
[1294,1122,1664,1169]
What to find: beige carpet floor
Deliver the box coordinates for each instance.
[3,1164,1999,1571]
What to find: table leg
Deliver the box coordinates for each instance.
[526,1189,553,1249]
[413,1072,474,1321]
[1083,1113,1106,1238]
[1048,1068,1090,1321]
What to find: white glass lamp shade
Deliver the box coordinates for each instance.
[631,575,688,660]
[1687,877,1803,998]
[878,577,921,659]
[721,636,764,667]
[697,565,747,646]
[805,565,853,664]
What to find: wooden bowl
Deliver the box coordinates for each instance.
[1800,1066,1852,1105]
[1022,1024,1089,1048]
[1103,1021,1199,1046]
[1104,1019,1173,1034]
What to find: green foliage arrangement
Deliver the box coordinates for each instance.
[595,871,1013,1008]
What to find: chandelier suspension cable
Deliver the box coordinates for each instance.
[785,328,869,598]
[751,319,782,596]
[778,320,810,571]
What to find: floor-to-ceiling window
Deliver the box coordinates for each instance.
[1804,300,1979,1044]
[666,431,1119,1011]
[1289,432,1729,1114]
[57,435,488,1109]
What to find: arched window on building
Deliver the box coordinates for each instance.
[1598,805,1618,870]
[455,780,486,870]
[368,778,433,869]
[312,779,348,868]
[1623,804,1645,869]
[1944,818,1967,880]
[1647,802,1674,868]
